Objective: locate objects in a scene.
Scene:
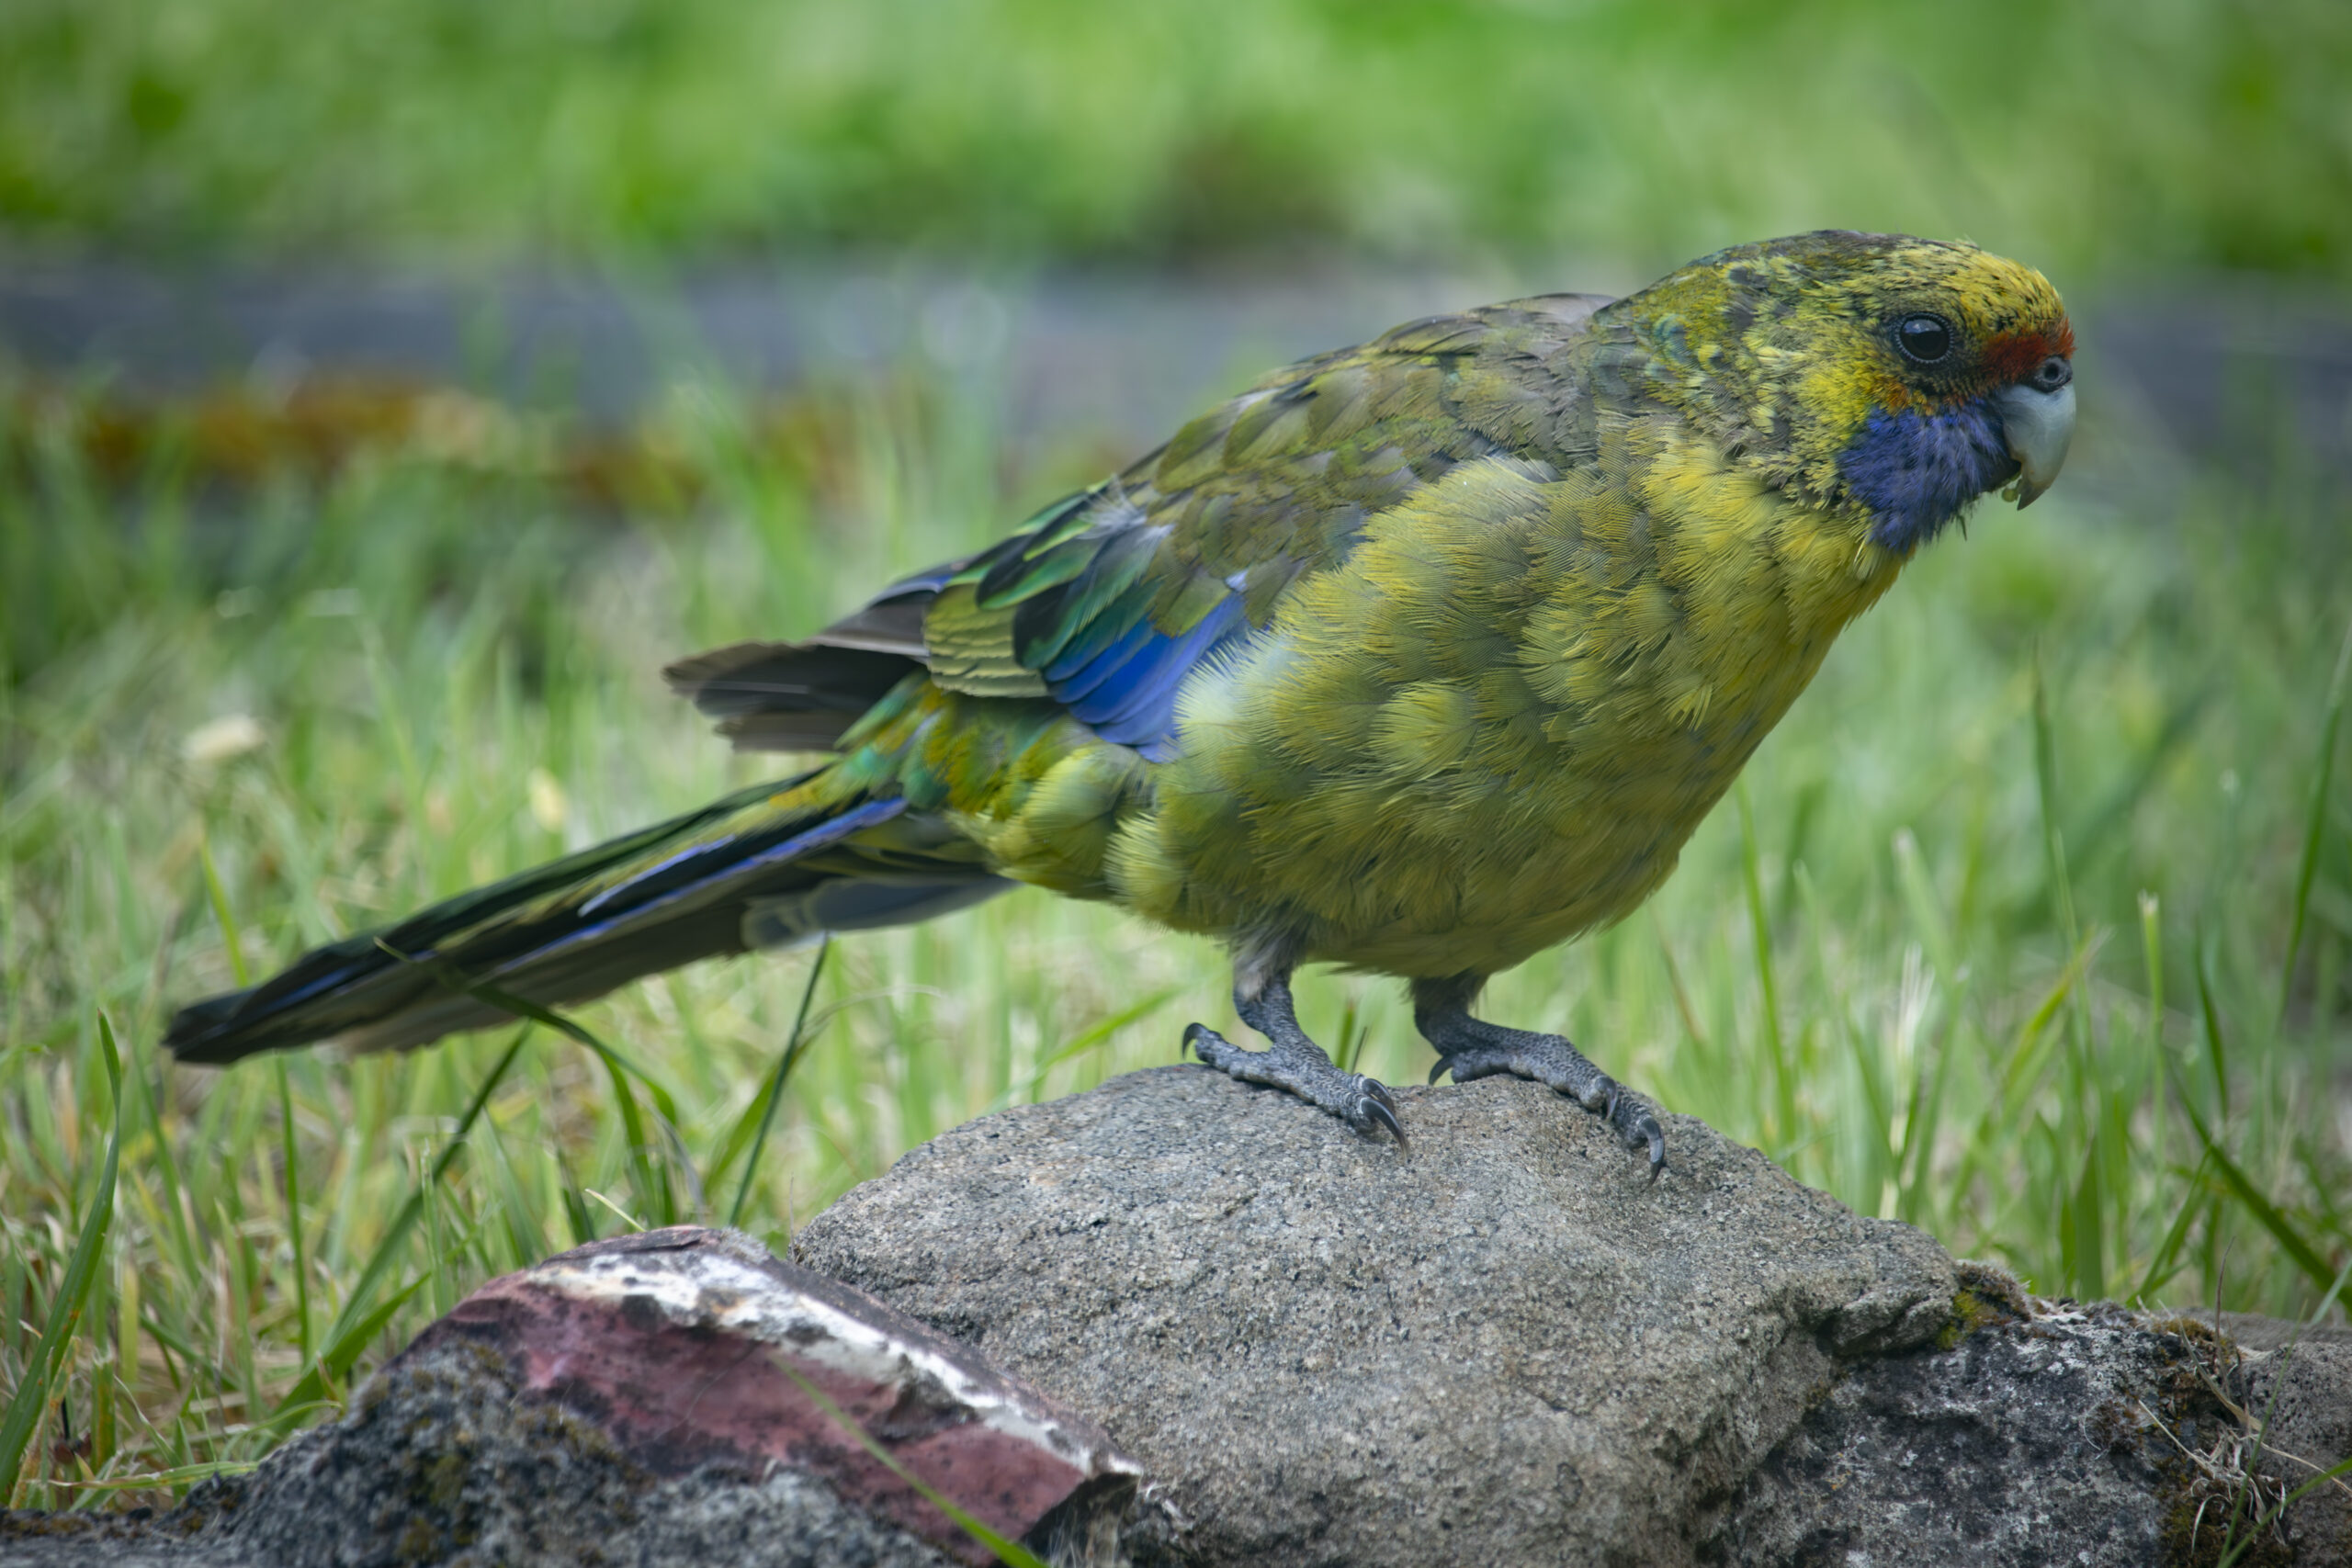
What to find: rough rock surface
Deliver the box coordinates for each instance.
[0,1229,1134,1568]
[1717,1298,2211,1566]
[1716,1295,2352,1567]
[794,1066,1958,1567]
[9,1070,2346,1565]
[2234,1337,2352,1565]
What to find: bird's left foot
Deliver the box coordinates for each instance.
[1430,1037,1664,1179]
[1416,984,1664,1179]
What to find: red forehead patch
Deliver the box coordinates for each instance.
[1982,321,2075,382]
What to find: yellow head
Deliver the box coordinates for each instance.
[1603,231,2075,551]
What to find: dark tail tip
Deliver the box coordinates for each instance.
[162,934,401,1066]
[162,989,265,1066]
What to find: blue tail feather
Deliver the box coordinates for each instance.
[164,780,988,1065]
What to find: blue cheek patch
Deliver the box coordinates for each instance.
[1837,399,2018,553]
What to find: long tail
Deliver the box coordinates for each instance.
[164,770,1008,1066]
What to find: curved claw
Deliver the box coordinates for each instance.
[1358,1090,1408,1148]
[1583,1079,1667,1179]
[1617,1100,1667,1181]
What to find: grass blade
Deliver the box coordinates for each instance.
[1736,783,1793,1147]
[555,1146,600,1247]
[2221,1455,2352,1568]
[2068,1139,2106,1302]
[2173,1067,2337,1294]
[304,1029,526,1376]
[1650,911,1710,1053]
[1996,931,2105,1112]
[2278,618,2352,1024]
[2216,1252,2352,1567]
[388,953,684,1225]
[729,935,831,1227]
[767,1357,1050,1568]
[2140,891,2168,1184]
[1331,996,1365,1077]
[276,1057,311,1366]
[2031,648,2081,949]
[989,986,1178,1116]
[2135,1157,2214,1304]
[590,1044,673,1228]
[1892,827,1960,983]
[2196,938,2232,1123]
[39,1460,263,1495]
[1946,931,2102,1216]
[197,836,253,989]
[0,1014,124,1503]
[261,1276,431,1437]
[1897,1004,1962,1228]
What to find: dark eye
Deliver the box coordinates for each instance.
[2030,355,2072,390]
[1895,313,1953,364]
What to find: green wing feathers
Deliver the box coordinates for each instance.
[166,291,1623,1063]
[672,294,1610,763]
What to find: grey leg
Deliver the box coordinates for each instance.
[1186,969,1405,1146]
[1414,975,1665,1179]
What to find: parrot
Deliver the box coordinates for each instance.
[164,231,2077,1179]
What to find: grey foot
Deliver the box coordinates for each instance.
[1426,1031,1665,1179]
[1413,976,1663,1178]
[1185,1022,1406,1146]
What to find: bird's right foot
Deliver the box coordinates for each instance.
[1185,1022,1406,1146]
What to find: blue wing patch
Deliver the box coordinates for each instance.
[1047,594,1251,757]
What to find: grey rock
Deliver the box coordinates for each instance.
[15,1069,2345,1564]
[2217,1313,2352,1353]
[2234,1337,2352,1565]
[793,1066,1958,1567]
[1717,1299,2352,1567]
[1715,1302,2188,1566]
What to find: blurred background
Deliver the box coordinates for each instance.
[3,0,2349,1507]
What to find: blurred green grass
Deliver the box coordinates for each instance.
[3,0,2348,278]
[1,344,2347,1505]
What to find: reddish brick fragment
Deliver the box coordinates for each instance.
[398,1226,1137,1566]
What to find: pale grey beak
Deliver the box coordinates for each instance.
[1993,379,2075,508]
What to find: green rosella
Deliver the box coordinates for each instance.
[166,231,2076,1176]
